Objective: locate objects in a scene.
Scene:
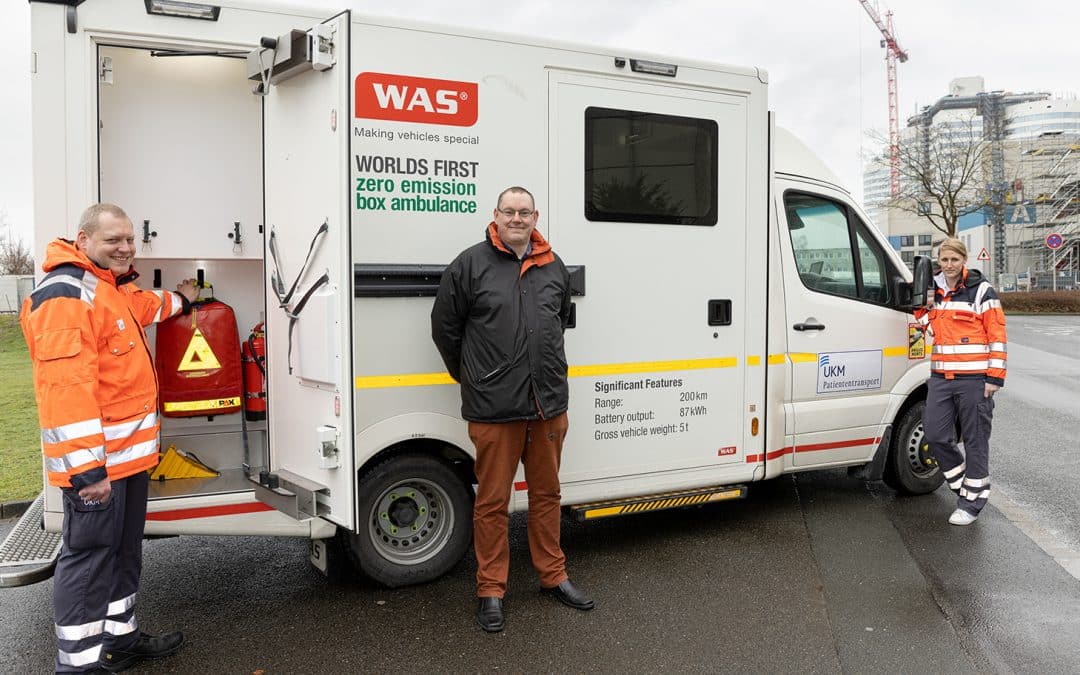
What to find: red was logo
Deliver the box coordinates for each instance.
[355,72,478,127]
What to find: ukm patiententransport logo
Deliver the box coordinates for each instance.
[816,350,883,394]
[354,72,478,127]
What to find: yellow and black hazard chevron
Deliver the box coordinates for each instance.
[569,485,747,522]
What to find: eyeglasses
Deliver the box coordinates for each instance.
[497,208,535,218]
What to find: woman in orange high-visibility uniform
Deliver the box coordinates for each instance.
[913,238,1007,526]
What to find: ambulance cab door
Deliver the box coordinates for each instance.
[777,178,911,468]
[257,12,356,529]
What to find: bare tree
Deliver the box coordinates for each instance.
[869,113,993,237]
[0,211,34,275]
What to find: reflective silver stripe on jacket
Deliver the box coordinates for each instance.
[105,439,158,467]
[937,301,976,312]
[103,412,158,441]
[988,342,1007,352]
[931,360,989,371]
[36,272,98,307]
[932,344,989,355]
[41,418,104,445]
[45,445,107,473]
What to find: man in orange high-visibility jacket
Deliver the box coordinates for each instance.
[21,203,197,673]
[913,237,1007,527]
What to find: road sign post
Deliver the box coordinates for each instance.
[1046,233,1063,292]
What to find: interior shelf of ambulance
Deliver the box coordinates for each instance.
[98,46,269,500]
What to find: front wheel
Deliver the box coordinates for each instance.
[342,454,473,588]
[883,400,945,495]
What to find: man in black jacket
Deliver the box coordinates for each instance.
[431,186,594,633]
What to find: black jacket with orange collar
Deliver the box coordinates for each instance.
[431,223,572,423]
[914,267,1007,386]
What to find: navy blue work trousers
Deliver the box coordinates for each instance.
[924,376,994,516]
[53,472,148,673]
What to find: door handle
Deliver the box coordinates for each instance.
[793,322,826,332]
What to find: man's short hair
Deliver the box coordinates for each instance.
[78,203,129,236]
[496,186,535,209]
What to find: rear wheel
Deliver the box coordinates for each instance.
[342,454,473,587]
[883,400,944,495]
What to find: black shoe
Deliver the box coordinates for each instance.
[101,631,185,672]
[476,597,505,633]
[541,579,595,611]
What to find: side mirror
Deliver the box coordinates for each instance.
[910,255,932,309]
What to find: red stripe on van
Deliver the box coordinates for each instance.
[746,437,880,463]
[146,502,275,521]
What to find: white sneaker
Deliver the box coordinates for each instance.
[949,509,978,526]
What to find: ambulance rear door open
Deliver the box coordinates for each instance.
[253,12,357,530]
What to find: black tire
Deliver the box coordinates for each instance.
[341,454,473,588]
[883,400,945,495]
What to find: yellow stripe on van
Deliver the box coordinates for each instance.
[355,372,457,389]
[747,355,761,366]
[883,346,908,357]
[767,354,786,365]
[788,353,818,363]
[355,356,738,390]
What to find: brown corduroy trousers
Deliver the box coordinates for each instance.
[468,412,569,598]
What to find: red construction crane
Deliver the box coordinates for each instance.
[859,0,909,197]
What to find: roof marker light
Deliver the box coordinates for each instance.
[629,59,677,77]
[144,0,220,21]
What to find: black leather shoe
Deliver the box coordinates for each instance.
[542,579,595,611]
[101,631,185,672]
[476,597,505,633]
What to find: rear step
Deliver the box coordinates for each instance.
[1,493,62,588]
[569,485,747,522]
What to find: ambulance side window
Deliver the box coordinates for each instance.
[785,191,894,306]
[584,107,718,226]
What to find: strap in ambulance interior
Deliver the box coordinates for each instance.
[285,272,331,374]
[266,220,332,374]
[268,220,329,306]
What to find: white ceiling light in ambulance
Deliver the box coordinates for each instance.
[143,0,220,21]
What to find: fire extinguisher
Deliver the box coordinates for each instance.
[242,323,266,421]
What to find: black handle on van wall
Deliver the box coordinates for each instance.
[793,322,826,331]
[708,299,732,326]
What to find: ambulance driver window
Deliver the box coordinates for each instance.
[785,192,891,304]
[584,107,718,225]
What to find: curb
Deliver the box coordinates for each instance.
[1,500,34,520]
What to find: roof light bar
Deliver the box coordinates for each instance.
[629,59,678,77]
[144,0,220,21]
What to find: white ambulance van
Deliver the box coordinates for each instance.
[2,0,936,588]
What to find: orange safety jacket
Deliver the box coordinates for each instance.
[20,239,188,489]
[913,267,1007,386]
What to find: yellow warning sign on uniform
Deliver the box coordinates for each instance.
[177,328,222,371]
[908,323,926,360]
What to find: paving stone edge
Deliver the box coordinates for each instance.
[1,500,33,520]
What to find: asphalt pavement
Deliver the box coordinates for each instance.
[3,468,1080,674]
[2,315,1078,673]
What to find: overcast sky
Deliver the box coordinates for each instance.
[1,0,1077,244]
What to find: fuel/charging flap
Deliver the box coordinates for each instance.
[255,11,355,530]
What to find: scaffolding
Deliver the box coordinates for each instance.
[1012,134,1080,288]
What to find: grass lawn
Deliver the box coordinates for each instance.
[0,313,42,504]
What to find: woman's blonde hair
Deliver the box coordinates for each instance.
[937,237,967,259]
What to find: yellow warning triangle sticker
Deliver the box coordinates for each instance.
[177,328,222,371]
